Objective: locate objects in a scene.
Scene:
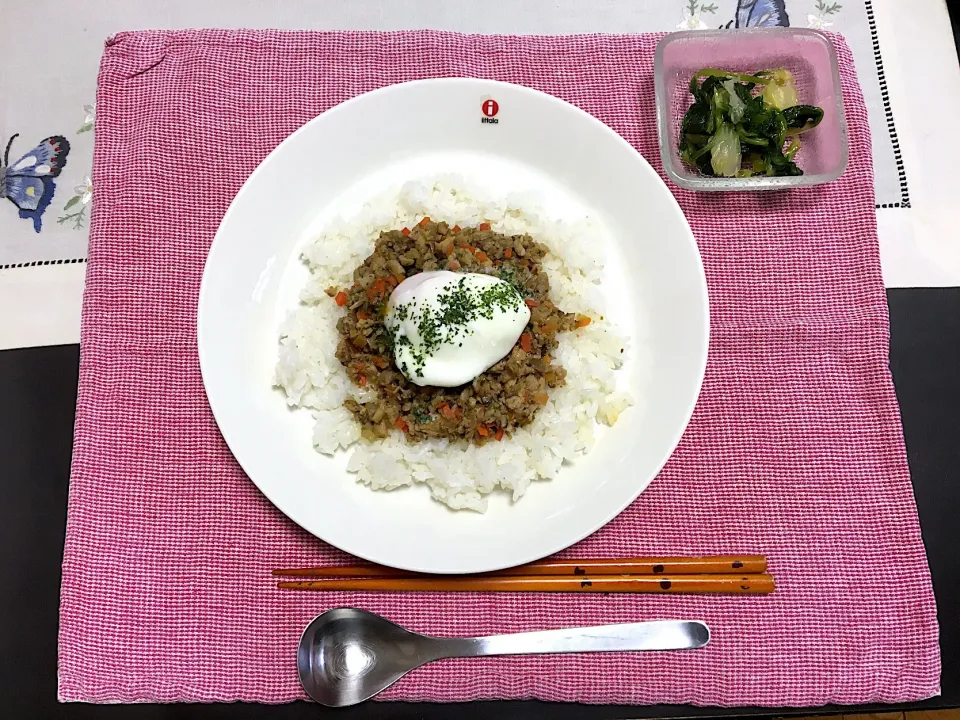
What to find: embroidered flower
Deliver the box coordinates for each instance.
[807,13,833,28]
[678,1,717,29]
[677,13,709,29]
[809,1,842,28]
[59,176,92,230]
[78,104,96,134]
[74,176,93,205]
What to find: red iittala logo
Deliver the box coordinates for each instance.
[480,99,500,124]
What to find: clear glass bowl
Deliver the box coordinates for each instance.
[654,28,849,191]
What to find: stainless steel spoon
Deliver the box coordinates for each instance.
[297,607,710,706]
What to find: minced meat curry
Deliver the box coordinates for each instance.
[329,219,591,445]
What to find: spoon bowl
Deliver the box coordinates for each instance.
[298,608,442,707]
[298,607,710,707]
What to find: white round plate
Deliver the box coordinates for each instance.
[198,78,708,574]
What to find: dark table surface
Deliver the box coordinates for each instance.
[951,0,959,52]
[2,288,958,720]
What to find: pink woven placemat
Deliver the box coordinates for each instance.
[58,30,940,705]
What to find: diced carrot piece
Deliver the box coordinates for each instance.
[534,391,549,405]
[495,427,504,441]
[358,374,367,387]
[452,224,461,233]
[453,406,462,420]
[476,424,489,437]
[575,315,592,328]
[419,216,431,227]
[503,247,513,259]
[401,227,411,237]
[385,275,398,289]
[373,356,389,369]
[394,417,409,432]
[356,309,371,321]
[374,277,387,293]
[448,260,460,271]
[524,298,540,308]
[479,222,491,231]
[475,250,489,263]
[519,333,532,353]
[393,274,405,286]
[334,291,347,306]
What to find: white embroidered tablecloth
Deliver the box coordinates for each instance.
[1,0,958,349]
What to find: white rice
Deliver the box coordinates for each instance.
[275,177,633,512]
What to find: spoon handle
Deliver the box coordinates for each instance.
[430,620,709,659]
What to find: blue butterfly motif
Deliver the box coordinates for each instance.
[726,0,790,28]
[0,134,71,232]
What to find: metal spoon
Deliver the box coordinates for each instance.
[297,607,710,706]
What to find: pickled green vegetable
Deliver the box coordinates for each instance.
[678,67,825,178]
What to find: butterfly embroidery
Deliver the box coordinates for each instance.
[0,134,71,232]
[726,0,790,28]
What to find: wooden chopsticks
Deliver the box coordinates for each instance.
[277,574,774,594]
[274,555,774,595]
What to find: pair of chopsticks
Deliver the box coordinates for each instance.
[274,555,774,594]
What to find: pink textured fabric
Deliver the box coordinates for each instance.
[59,30,940,705]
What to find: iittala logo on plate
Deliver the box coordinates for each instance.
[480,98,499,124]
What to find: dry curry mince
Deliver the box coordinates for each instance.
[329,219,592,446]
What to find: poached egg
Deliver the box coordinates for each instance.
[385,271,530,387]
